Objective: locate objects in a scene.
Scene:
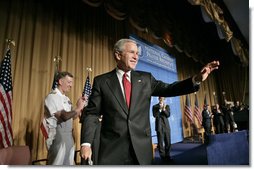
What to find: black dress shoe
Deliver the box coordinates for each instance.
[165,155,173,161]
[161,155,172,160]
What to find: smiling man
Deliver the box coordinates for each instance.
[44,71,86,165]
[80,38,220,165]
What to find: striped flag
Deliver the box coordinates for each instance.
[51,72,58,90]
[0,48,13,148]
[40,116,48,139]
[184,95,193,123]
[40,72,59,139]
[194,93,202,126]
[82,75,92,99]
[79,75,92,123]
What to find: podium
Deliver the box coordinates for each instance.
[165,131,248,165]
[206,130,249,165]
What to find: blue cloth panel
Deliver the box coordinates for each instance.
[207,130,249,165]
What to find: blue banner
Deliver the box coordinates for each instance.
[135,37,177,73]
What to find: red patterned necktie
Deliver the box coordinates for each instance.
[122,73,131,108]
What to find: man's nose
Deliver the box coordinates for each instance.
[133,53,138,59]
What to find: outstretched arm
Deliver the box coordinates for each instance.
[194,61,220,82]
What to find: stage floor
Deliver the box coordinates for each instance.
[153,130,249,165]
[153,142,207,165]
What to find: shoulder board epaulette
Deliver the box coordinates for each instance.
[49,90,57,94]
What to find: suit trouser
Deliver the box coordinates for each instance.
[156,129,171,158]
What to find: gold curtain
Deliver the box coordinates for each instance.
[0,0,248,164]
[0,0,123,163]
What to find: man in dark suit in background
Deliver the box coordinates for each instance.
[202,104,212,144]
[80,38,220,165]
[153,97,171,160]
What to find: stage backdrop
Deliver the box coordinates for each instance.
[130,35,183,144]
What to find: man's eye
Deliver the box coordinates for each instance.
[129,51,139,55]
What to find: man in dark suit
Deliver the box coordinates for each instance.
[152,97,171,160]
[202,104,212,144]
[80,38,220,165]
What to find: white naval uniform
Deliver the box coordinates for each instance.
[44,88,75,165]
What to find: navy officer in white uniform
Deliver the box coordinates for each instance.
[44,71,87,165]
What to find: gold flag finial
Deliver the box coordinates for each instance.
[86,67,92,72]
[213,91,217,105]
[86,67,92,77]
[53,56,62,72]
[6,39,15,48]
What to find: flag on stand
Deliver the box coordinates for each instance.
[82,75,92,99]
[79,75,92,123]
[40,71,59,139]
[194,93,202,126]
[184,95,193,124]
[51,72,58,90]
[0,48,13,148]
[40,117,48,139]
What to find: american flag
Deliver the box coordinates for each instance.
[184,95,193,123]
[194,93,202,126]
[79,75,92,123]
[0,48,13,148]
[40,116,48,139]
[82,75,92,98]
[40,71,59,139]
[51,72,58,90]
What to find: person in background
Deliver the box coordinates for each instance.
[224,102,238,132]
[44,71,87,165]
[211,105,219,134]
[202,104,212,144]
[152,97,171,160]
[212,104,225,134]
[80,38,220,165]
[233,100,242,113]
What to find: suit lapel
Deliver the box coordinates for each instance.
[129,71,143,114]
[106,70,129,115]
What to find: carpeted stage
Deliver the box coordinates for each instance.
[153,130,249,165]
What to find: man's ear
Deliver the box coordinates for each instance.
[115,51,121,61]
[58,79,63,86]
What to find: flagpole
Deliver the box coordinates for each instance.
[213,91,216,105]
[53,56,62,73]
[51,56,61,90]
[189,94,193,141]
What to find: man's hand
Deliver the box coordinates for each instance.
[80,145,92,161]
[76,96,88,113]
[195,60,220,82]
